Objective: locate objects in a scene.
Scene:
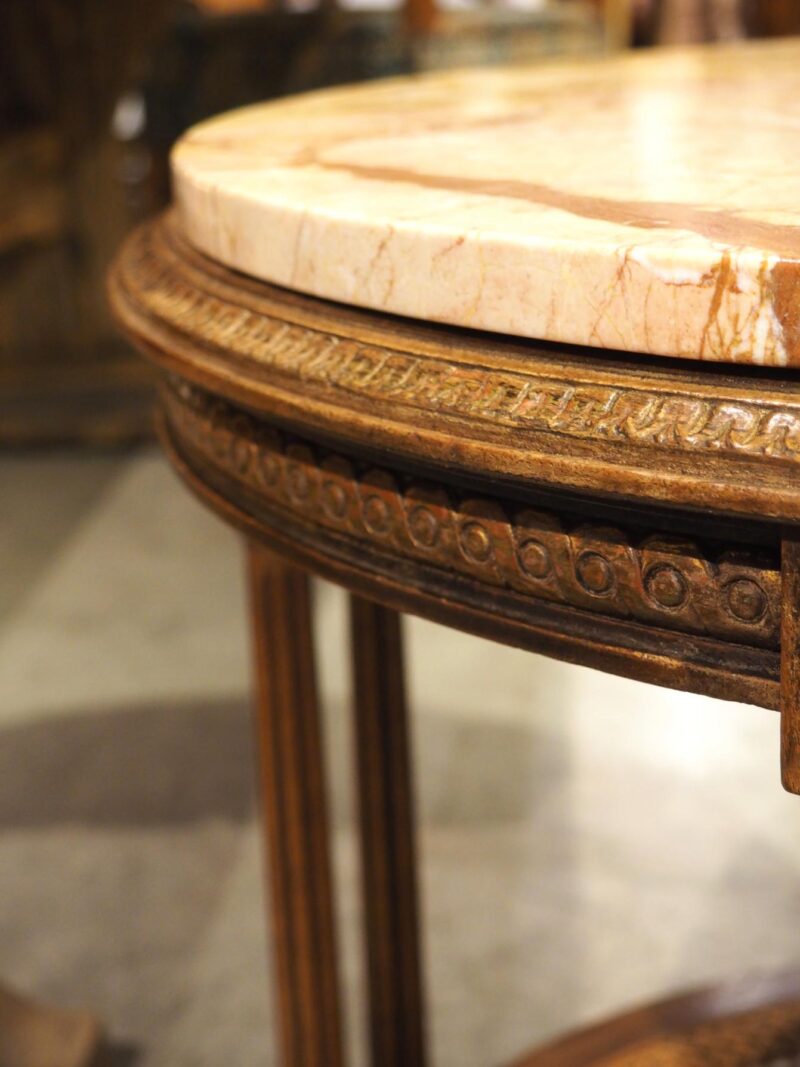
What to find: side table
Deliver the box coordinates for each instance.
[110,38,800,1067]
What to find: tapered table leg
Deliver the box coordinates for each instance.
[248,545,344,1067]
[350,596,428,1067]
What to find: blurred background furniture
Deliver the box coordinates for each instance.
[111,36,800,1067]
[0,0,172,445]
[0,0,612,447]
[649,0,800,41]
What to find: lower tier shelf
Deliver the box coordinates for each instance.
[510,973,800,1066]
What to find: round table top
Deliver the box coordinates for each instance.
[173,38,800,369]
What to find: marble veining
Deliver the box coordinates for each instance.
[173,39,800,367]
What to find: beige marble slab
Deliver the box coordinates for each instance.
[173,39,800,366]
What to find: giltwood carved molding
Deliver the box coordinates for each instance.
[160,378,780,710]
[109,215,800,522]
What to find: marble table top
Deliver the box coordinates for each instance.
[173,39,800,367]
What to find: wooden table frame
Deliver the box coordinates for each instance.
[110,213,800,1067]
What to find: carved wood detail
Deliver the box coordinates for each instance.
[125,225,800,465]
[163,380,781,651]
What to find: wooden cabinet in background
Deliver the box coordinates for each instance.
[0,0,173,446]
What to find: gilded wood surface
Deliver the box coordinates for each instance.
[781,536,800,792]
[350,598,427,1067]
[247,548,344,1067]
[164,381,780,651]
[110,216,800,521]
[126,231,800,459]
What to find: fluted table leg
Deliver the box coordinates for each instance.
[248,545,344,1067]
[350,596,428,1067]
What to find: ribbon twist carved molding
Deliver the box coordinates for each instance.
[124,226,800,463]
[164,382,781,650]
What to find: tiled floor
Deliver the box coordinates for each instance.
[2,447,800,1066]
